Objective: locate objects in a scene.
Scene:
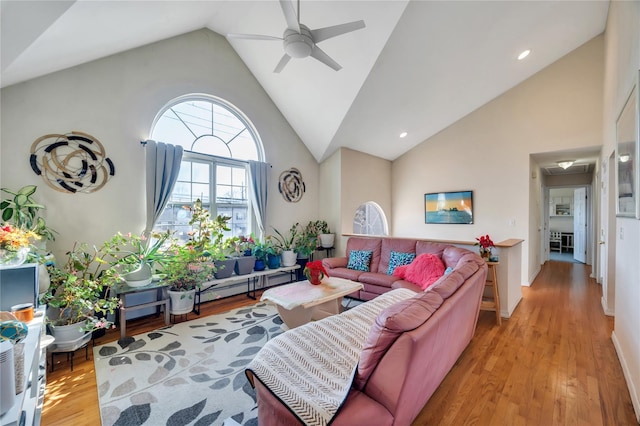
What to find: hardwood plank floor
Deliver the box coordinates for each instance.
[41,261,638,425]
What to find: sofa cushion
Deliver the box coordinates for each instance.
[354,291,444,390]
[393,253,445,290]
[441,246,474,269]
[358,272,400,288]
[346,237,382,273]
[347,250,374,272]
[387,251,416,275]
[327,267,365,282]
[378,239,417,274]
[415,241,448,258]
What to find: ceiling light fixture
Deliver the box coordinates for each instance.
[518,49,531,60]
[620,154,630,163]
[557,160,574,170]
[399,132,407,138]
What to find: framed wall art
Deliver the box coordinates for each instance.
[615,72,639,218]
[425,190,473,224]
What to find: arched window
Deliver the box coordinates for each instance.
[150,94,263,241]
[353,202,389,236]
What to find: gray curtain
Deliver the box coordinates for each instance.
[248,160,271,236]
[144,140,183,234]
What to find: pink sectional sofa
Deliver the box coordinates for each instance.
[323,236,464,300]
[247,238,487,425]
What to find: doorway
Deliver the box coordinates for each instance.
[546,185,591,264]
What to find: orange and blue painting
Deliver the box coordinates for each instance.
[425,191,473,224]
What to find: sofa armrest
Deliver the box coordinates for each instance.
[391,279,422,293]
[323,257,348,270]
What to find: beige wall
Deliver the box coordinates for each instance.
[0,29,318,262]
[603,1,640,420]
[392,34,604,287]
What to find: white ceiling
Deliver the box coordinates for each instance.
[0,0,609,164]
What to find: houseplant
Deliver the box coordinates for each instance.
[264,239,282,269]
[0,185,57,242]
[41,240,121,348]
[475,234,495,261]
[303,260,329,285]
[0,223,39,268]
[108,229,175,287]
[251,240,268,271]
[270,224,299,267]
[227,235,256,276]
[163,243,215,314]
[307,220,334,248]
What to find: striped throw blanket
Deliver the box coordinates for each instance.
[246,288,416,425]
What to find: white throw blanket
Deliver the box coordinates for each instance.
[247,288,416,425]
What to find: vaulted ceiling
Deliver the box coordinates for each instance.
[1,0,609,164]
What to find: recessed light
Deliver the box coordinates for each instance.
[399,132,407,138]
[517,49,531,60]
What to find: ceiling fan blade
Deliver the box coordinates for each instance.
[311,20,365,43]
[274,54,292,73]
[279,0,300,32]
[227,33,282,41]
[310,45,342,71]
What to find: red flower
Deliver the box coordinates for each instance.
[475,234,495,249]
[303,260,329,284]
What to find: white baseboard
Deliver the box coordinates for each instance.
[612,331,640,423]
[600,297,614,317]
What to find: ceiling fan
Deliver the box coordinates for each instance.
[227,0,365,73]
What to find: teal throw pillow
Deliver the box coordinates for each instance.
[347,250,373,272]
[387,251,416,275]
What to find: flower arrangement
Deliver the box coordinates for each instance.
[303,260,329,285]
[475,234,495,260]
[0,223,39,266]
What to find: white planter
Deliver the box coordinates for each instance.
[122,262,153,287]
[319,233,335,248]
[38,263,51,295]
[168,289,196,315]
[281,250,297,267]
[49,322,92,352]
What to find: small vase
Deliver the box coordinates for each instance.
[308,270,323,285]
[479,248,492,261]
[0,247,29,269]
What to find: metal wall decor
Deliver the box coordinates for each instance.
[278,167,305,202]
[29,131,115,194]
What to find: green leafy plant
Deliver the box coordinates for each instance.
[42,240,121,332]
[163,243,214,292]
[295,222,318,258]
[106,229,175,273]
[270,223,299,251]
[0,185,57,241]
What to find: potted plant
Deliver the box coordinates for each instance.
[163,243,214,315]
[303,260,329,285]
[270,224,299,267]
[229,235,256,276]
[475,234,495,261]
[315,220,335,248]
[265,239,282,269]
[251,241,268,271]
[0,223,39,268]
[109,230,175,287]
[41,241,120,350]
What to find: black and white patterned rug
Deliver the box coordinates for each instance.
[93,303,282,426]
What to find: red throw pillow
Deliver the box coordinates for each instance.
[393,253,445,290]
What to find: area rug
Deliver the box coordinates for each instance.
[93,302,283,426]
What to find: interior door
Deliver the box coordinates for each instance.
[574,187,586,263]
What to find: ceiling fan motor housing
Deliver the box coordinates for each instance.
[283,25,313,58]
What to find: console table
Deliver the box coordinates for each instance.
[194,265,300,315]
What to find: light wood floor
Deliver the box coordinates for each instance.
[41,261,638,425]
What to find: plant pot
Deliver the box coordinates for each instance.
[281,250,297,267]
[234,256,255,275]
[168,289,196,315]
[266,253,281,269]
[122,262,153,288]
[254,259,266,271]
[319,233,335,248]
[214,258,236,279]
[49,322,92,352]
[0,247,29,269]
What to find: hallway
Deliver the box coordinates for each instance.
[414,260,637,425]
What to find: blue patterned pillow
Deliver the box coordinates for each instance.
[387,251,416,275]
[347,250,373,272]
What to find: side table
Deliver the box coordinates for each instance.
[480,261,501,326]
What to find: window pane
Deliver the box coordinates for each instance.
[192,162,210,183]
[217,166,232,185]
[192,183,210,202]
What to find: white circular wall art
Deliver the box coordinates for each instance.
[29,131,115,194]
[278,168,305,203]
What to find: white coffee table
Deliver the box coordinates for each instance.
[261,277,363,329]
